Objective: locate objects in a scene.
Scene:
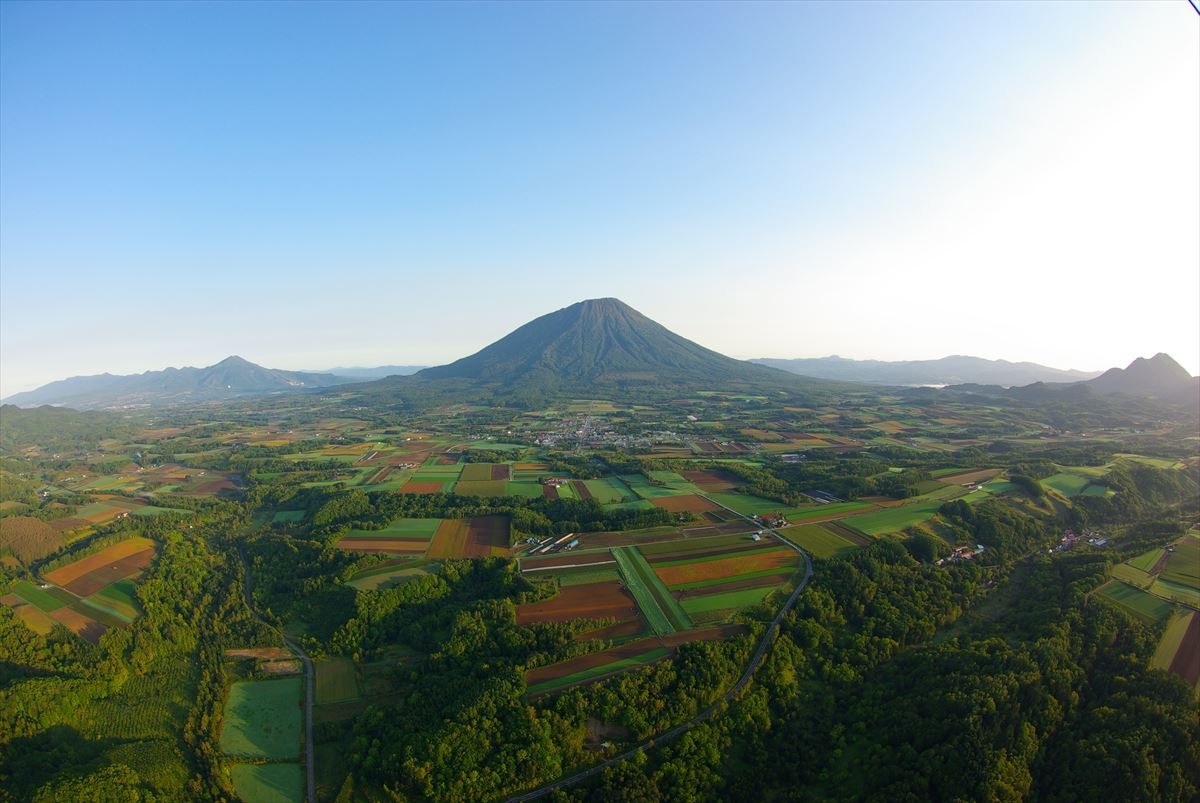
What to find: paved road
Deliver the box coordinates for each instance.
[238,549,317,803]
[506,497,812,802]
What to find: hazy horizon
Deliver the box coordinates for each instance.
[2,2,1197,397]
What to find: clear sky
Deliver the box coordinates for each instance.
[1,0,1197,396]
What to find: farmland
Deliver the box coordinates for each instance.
[426,516,509,558]
[612,546,692,634]
[219,677,302,759]
[230,763,303,803]
[1095,581,1175,625]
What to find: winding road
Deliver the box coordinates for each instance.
[237,549,317,803]
[505,495,813,802]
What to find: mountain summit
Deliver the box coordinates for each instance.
[416,298,788,389]
[1085,353,1196,397]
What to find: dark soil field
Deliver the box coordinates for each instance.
[651,494,720,513]
[572,480,593,500]
[399,481,445,494]
[542,484,559,499]
[427,516,509,558]
[1168,613,1200,686]
[680,469,739,491]
[516,580,640,626]
[823,521,873,546]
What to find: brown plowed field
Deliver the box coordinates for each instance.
[515,463,549,471]
[399,481,445,495]
[427,516,509,558]
[650,495,719,514]
[823,521,872,546]
[681,470,738,491]
[1150,550,1172,576]
[655,548,796,587]
[61,549,156,596]
[678,571,792,600]
[645,540,777,564]
[492,465,512,481]
[45,538,155,587]
[48,607,106,644]
[543,485,559,499]
[1168,613,1200,686]
[516,580,640,626]
[936,468,1002,486]
[572,480,593,500]
[338,538,427,554]
[435,455,460,465]
[526,624,747,686]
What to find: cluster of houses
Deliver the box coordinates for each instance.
[936,543,986,565]
[541,477,570,488]
[754,513,788,529]
[1051,528,1107,554]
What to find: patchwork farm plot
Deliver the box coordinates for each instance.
[3,536,157,642]
[425,516,510,558]
[513,527,802,694]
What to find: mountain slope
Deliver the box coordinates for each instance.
[418,298,791,386]
[752,355,1101,387]
[1084,353,1196,397]
[3,356,353,409]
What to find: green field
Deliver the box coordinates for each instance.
[780,501,872,522]
[783,524,860,559]
[526,647,670,696]
[584,477,632,503]
[1160,537,1200,589]
[1128,547,1165,572]
[1095,581,1175,625]
[1110,563,1153,590]
[219,678,303,759]
[535,562,620,586]
[706,492,786,516]
[1150,579,1200,607]
[1041,472,1092,497]
[612,547,691,634]
[230,762,303,803]
[506,480,545,498]
[347,560,437,591]
[271,510,306,524]
[619,474,684,500]
[13,580,67,612]
[1152,610,1195,671]
[841,500,943,536]
[680,586,775,615]
[315,658,359,705]
[346,518,441,539]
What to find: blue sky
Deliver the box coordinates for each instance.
[2,1,1197,395]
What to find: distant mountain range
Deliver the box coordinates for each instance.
[2,356,354,409]
[750,355,1101,387]
[989,353,1200,404]
[6,301,1194,410]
